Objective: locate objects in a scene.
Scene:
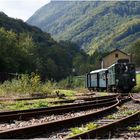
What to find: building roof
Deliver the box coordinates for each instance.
[103,49,129,59]
[90,69,107,74]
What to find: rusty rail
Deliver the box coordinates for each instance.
[0,95,117,122]
[0,94,114,103]
[65,110,140,139]
[129,93,140,103]
[0,94,117,102]
[0,96,119,138]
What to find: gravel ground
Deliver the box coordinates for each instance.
[111,120,140,139]
[132,93,140,100]
[37,101,140,139]
[0,105,107,131]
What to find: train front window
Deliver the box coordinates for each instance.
[116,64,128,74]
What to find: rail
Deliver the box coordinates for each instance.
[0,95,119,138]
[0,95,117,122]
[129,93,140,103]
[65,95,140,139]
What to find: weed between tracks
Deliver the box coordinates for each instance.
[0,99,66,111]
[128,125,140,131]
[106,105,137,119]
[66,104,138,138]
[6,100,50,110]
[69,123,99,136]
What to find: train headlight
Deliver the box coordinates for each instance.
[132,78,135,82]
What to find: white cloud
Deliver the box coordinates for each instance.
[0,0,50,21]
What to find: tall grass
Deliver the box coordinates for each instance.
[0,74,86,97]
[0,73,54,96]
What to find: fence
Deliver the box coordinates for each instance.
[0,72,18,82]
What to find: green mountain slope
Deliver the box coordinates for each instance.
[27,1,140,54]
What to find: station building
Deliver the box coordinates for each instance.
[101,49,131,69]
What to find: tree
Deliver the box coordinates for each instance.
[17,33,36,73]
[130,40,140,67]
[0,28,19,72]
[46,58,58,80]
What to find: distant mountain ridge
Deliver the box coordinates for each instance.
[27,1,140,54]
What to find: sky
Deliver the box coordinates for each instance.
[0,0,50,21]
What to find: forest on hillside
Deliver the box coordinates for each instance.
[28,1,140,54]
[0,12,104,81]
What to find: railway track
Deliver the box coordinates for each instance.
[129,93,140,102]
[0,94,138,139]
[110,120,140,139]
[0,94,117,122]
[63,100,140,139]
[52,94,139,139]
[0,94,115,105]
[0,92,96,102]
[0,95,119,138]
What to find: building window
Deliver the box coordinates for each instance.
[115,53,118,58]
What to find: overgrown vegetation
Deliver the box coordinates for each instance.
[0,73,84,98]
[69,123,99,137]
[106,109,136,119]
[6,100,49,110]
[67,104,138,137]
[0,99,56,111]
[0,96,77,111]
[0,74,54,96]
[107,105,137,119]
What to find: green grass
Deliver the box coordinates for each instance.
[106,105,137,119]
[0,98,68,111]
[0,74,83,111]
[0,100,49,111]
[128,125,140,131]
[106,109,136,119]
[0,89,78,111]
[69,123,99,137]
[133,73,140,92]
[66,103,138,138]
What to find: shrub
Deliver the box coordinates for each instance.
[0,73,54,96]
[58,76,85,89]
